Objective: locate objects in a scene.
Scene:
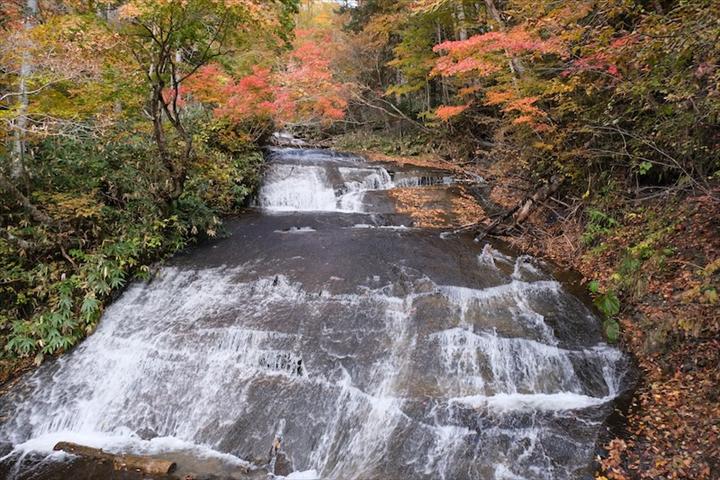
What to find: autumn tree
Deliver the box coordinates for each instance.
[0,3,133,234]
[181,35,348,133]
[178,2,349,133]
[0,1,302,361]
[272,29,348,126]
[117,0,299,203]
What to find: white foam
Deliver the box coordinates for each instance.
[259,163,395,213]
[512,255,547,281]
[494,464,528,480]
[435,280,562,344]
[393,175,454,187]
[349,224,410,230]
[0,240,627,479]
[453,391,612,412]
[267,148,363,163]
[285,470,320,479]
[10,431,251,467]
[260,164,339,212]
[431,326,623,401]
[438,280,560,305]
[338,167,393,192]
[478,244,514,265]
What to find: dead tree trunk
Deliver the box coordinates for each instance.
[476,175,564,240]
[513,175,565,224]
[53,442,176,476]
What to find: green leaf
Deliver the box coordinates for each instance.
[604,319,620,343]
[594,291,620,318]
[638,161,652,175]
[81,295,100,316]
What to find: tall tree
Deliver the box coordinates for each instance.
[118,0,299,202]
[10,0,37,182]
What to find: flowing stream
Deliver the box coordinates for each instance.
[0,147,630,479]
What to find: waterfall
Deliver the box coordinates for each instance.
[0,147,629,480]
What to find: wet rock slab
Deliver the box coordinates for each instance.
[0,148,631,480]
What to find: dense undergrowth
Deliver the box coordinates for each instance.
[0,116,264,375]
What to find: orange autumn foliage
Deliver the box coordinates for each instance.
[273,29,348,124]
[430,25,561,128]
[435,104,468,121]
[215,66,277,123]
[432,26,563,78]
[182,29,347,127]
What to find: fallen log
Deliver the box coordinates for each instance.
[475,175,565,241]
[53,442,176,476]
[512,175,565,225]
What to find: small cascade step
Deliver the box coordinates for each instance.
[259,148,461,217]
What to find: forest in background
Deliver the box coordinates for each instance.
[1,1,718,479]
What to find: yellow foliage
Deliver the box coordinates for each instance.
[37,192,104,222]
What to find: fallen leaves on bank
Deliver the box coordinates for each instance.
[451,153,720,479]
[359,150,463,173]
[388,186,486,228]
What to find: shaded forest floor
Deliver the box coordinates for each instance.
[347,140,719,480]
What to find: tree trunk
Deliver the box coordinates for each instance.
[11,0,38,182]
[483,0,525,76]
[150,80,188,203]
[150,50,191,203]
[455,3,468,41]
[436,22,450,104]
[512,175,564,224]
[53,442,176,476]
[150,86,175,195]
[483,0,503,24]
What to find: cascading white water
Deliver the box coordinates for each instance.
[259,164,341,212]
[0,147,629,480]
[259,151,395,213]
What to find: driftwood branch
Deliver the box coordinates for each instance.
[446,175,565,240]
[53,442,176,476]
[513,175,565,225]
[474,175,565,241]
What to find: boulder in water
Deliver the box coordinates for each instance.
[135,427,159,440]
[273,451,293,477]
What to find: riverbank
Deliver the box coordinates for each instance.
[483,162,718,480]
[353,144,719,480]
